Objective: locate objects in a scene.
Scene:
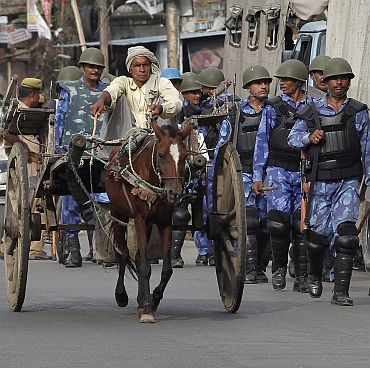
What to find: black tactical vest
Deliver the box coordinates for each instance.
[296,98,367,181]
[230,109,262,173]
[266,96,301,172]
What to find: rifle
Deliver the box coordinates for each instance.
[300,102,322,231]
[300,150,310,231]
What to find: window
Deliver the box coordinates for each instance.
[292,35,313,68]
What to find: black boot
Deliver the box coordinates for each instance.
[65,235,82,268]
[306,230,330,298]
[331,222,358,306]
[245,207,259,284]
[267,210,291,290]
[332,254,354,306]
[256,220,269,283]
[288,246,295,279]
[292,218,308,293]
[322,247,335,282]
[171,230,186,268]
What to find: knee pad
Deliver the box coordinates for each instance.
[305,229,330,254]
[266,210,290,237]
[335,222,359,256]
[172,206,191,226]
[246,206,259,234]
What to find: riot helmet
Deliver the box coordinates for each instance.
[242,65,272,88]
[309,55,331,73]
[196,68,225,88]
[78,47,105,67]
[322,57,355,81]
[274,59,308,82]
[57,66,83,81]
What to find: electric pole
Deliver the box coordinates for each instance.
[166,1,180,69]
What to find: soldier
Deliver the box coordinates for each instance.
[288,57,370,306]
[169,73,204,267]
[308,55,331,99]
[217,65,272,283]
[196,67,227,158]
[55,48,108,267]
[161,68,183,91]
[252,60,311,292]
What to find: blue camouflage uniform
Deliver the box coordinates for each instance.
[253,93,312,288]
[288,96,370,299]
[217,98,269,280]
[195,92,232,261]
[55,78,108,238]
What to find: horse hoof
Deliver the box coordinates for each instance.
[115,292,128,307]
[140,313,155,323]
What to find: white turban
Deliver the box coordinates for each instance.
[125,46,161,74]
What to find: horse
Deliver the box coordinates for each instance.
[104,120,193,323]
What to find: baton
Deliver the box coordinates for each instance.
[258,185,278,192]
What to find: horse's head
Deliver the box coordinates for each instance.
[152,120,193,203]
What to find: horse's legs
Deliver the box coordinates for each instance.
[112,219,129,307]
[134,217,154,322]
[152,225,173,310]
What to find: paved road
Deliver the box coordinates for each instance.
[0,236,369,368]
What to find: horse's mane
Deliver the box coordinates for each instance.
[160,124,179,139]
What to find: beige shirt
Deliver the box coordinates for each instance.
[104,76,182,128]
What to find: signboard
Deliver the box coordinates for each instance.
[0,25,32,44]
[187,36,224,73]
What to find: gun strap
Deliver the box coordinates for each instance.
[304,102,321,227]
[232,101,241,146]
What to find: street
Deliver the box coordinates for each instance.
[0,236,369,368]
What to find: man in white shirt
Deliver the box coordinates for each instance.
[91,46,182,128]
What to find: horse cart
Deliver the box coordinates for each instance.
[0,77,247,317]
[0,77,109,312]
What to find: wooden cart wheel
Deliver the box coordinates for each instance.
[4,142,30,312]
[212,143,246,313]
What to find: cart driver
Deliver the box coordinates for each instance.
[90,45,182,128]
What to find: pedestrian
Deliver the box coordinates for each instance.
[288,57,370,306]
[252,59,311,292]
[217,65,272,283]
[55,48,108,267]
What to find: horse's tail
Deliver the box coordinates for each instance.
[107,220,138,281]
[126,257,137,281]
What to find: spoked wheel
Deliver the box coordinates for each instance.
[4,142,30,312]
[212,143,246,313]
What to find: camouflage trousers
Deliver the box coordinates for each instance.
[308,178,360,243]
[243,172,267,220]
[265,166,301,216]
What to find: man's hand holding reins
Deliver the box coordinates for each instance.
[149,104,163,120]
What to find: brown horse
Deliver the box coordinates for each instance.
[104,121,193,323]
